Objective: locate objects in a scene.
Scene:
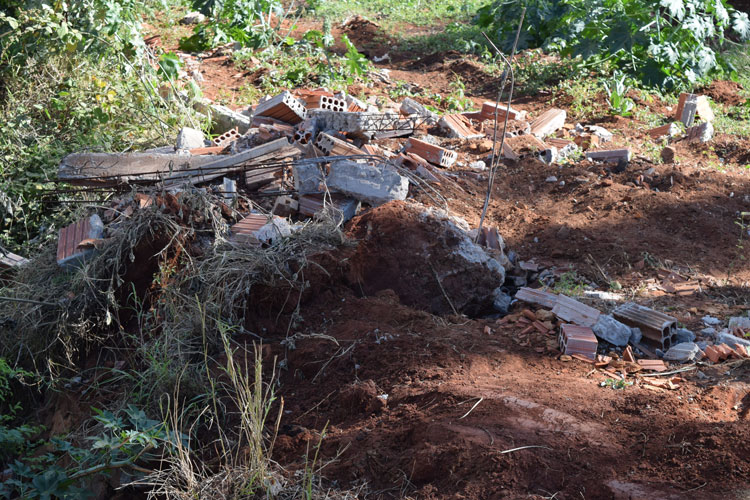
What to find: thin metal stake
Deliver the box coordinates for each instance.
[476,9,526,241]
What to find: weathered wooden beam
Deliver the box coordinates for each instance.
[58,152,217,186]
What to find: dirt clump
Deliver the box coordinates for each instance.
[701,80,747,106]
[343,200,508,316]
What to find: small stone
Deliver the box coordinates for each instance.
[180,11,206,24]
[702,315,721,326]
[545,175,558,183]
[674,328,695,344]
[661,146,675,164]
[469,160,487,171]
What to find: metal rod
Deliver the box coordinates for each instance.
[476,9,525,241]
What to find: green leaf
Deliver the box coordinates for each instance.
[31,469,68,500]
[157,52,182,81]
[660,0,685,20]
[732,11,750,40]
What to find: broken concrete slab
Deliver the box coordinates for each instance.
[57,214,104,268]
[663,342,700,362]
[309,110,403,140]
[400,97,439,125]
[590,314,636,347]
[209,104,252,134]
[530,108,566,138]
[325,160,409,206]
[293,161,325,194]
[176,127,206,150]
[686,121,713,143]
[585,149,631,164]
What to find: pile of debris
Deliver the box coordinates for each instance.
[505,285,750,387]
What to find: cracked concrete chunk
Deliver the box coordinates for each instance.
[326,160,409,206]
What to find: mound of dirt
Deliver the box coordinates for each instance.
[343,201,508,316]
[701,80,747,106]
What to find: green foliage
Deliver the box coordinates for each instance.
[604,72,635,116]
[180,0,285,50]
[0,404,176,499]
[0,3,200,251]
[304,0,485,26]
[233,29,371,93]
[475,0,750,88]
[600,378,632,389]
[342,34,369,76]
[551,271,586,296]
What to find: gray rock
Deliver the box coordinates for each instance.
[176,127,206,150]
[629,327,642,345]
[545,175,558,183]
[728,316,750,330]
[592,314,637,347]
[587,125,613,142]
[492,287,512,315]
[700,327,717,338]
[180,11,206,24]
[326,160,408,206]
[674,327,695,344]
[702,315,721,326]
[715,331,750,348]
[663,342,701,362]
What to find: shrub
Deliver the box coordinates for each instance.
[475,0,750,88]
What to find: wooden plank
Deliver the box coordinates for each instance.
[162,138,300,187]
[58,152,218,186]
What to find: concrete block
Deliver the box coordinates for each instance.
[254,91,307,125]
[326,160,409,206]
[176,127,206,150]
[293,162,325,194]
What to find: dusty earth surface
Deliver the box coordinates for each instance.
[125,17,750,499]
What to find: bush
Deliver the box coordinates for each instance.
[475,0,750,88]
[180,0,287,51]
[0,2,200,251]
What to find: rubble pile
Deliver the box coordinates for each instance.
[2,84,734,372]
